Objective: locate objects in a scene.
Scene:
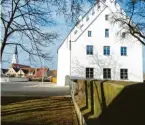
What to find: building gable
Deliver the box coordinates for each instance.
[57,0,118,52]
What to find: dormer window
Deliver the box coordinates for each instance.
[97,3,100,10]
[86,16,89,21]
[74,30,78,34]
[80,24,84,29]
[92,9,95,15]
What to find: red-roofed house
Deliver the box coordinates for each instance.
[33,68,49,79]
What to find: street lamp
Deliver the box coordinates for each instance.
[41,57,44,86]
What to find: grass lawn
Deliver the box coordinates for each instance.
[1,96,78,125]
[76,80,145,125]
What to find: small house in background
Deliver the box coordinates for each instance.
[6,68,20,77]
[33,68,49,79]
[1,69,8,77]
[16,69,29,77]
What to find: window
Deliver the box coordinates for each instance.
[103,68,111,79]
[105,29,109,37]
[104,46,110,55]
[88,31,92,37]
[97,3,100,10]
[120,69,128,79]
[86,68,94,78]
[92,9,95,15]
[80,24,84,28]
[105,14,109,20]
[86,16,89,21]
[122,32,126,38]
[74,30,78,34]
[87,45,93,55]
[121,47,127,56]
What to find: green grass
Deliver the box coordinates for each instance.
[1,96,78,125]
[77,81,125,118]
[76,80,145,125]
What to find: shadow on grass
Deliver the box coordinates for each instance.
[1,96,76,125]
[86,83,145,125]
[1,96,47,105]
[2,121,52,125]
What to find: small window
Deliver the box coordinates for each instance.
[122,32,126,38]
[87,45,93,55]
[120,69,128,80]
[86,16,89,21]
[105,14,109,20]
[103,68,111,79]
[80,24,84,28]
[86,68,94,79]
[121,47,127,56]
[97,4,100,10]
[88,31,92,37]
[104,46,110,56]
[92,10,95,15]
[74,30,78,34]
[105,29,109,37]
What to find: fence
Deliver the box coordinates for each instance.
[66,75,87,125]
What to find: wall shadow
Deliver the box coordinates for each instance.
[81,81,95,118]
[80,81,89,111]
[87,83,145,125]
[81,80,107,119]
[100,80,107,113]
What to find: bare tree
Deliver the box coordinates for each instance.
[0,0,60,63]
[110,0,145,45]
[1,0,96,63]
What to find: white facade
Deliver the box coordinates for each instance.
[57,0,144,86]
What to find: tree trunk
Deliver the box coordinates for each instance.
[1,37,7,61]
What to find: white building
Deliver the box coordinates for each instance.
[57,0,144,86]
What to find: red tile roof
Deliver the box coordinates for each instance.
[11,63,31,69]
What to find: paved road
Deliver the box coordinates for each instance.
[1,82,70,96]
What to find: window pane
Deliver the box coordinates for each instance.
[120,69,128,79]
[88,31,92,37]
[105,29,109,37]
[105,15,109,20]
[87,45,93,55]
[104,46,110,55]
[86,68,94,78]
[86,68,89,72]
[121,47,127,56]
[103,68,111,79]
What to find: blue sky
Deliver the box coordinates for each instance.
[1,1,145,72]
